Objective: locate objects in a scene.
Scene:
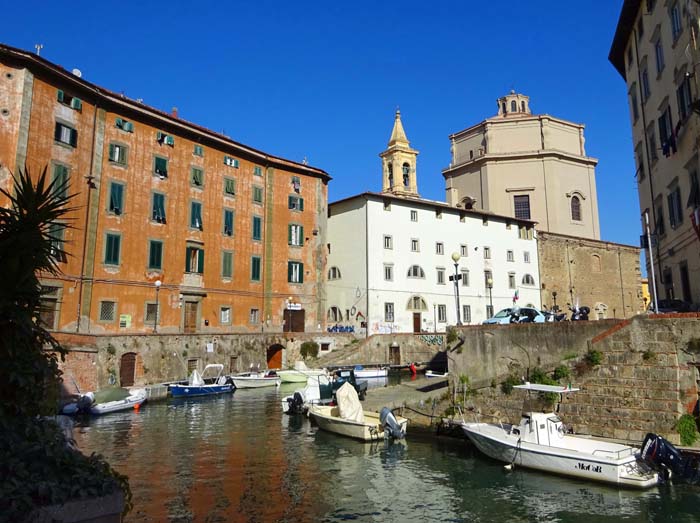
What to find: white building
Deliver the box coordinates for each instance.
[326,111,540,334]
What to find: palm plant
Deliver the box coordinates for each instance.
[0,165,73,417]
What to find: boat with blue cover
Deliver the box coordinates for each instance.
[169,364,233,397]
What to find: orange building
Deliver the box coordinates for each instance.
[0,43,330,334]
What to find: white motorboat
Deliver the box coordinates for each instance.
[425,370,448,378]
[86,388,147,415]
[281,374,331,414]
[461,383,658,489]
[352,365,388,379]
[169,364,233,397]
[308,382,407,441]
[277,361,327,383]
[231,370,281,389]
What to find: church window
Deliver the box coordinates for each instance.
[521,101,526,112]
[387,163,393,188]
[502,102,507,114]
[402,163,410,187]
[511,100,517,112]
[513,195,531,220]
[571,196,582,221]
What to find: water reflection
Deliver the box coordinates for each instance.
[73,388,700,523]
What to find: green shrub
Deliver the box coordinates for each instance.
[677,414,699,446]
[501,374,521,395]
[529,367,559,405]
[584,349,603,367]
[106,344,116,356]
[562,352,578,361]
[553,365,571,381]
[300,341,319,359]
[642,349,656,362]
[446,326,458,344]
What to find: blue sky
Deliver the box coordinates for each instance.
[5,1,638,245]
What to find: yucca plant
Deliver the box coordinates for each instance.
[0,165,74,417]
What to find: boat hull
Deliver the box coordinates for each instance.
[354,369,388,379]
[232,377,281,389]
[89,391,146,414]
[169,384,233,397]
[462,423,658,489]
[309,406,408,441]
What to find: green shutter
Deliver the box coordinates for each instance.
[185,247,192,272]
[198,249,204,274]
[71,98,82,110]
[57,90,64,102]
[224,178,235,195]
[299,226,304,244]
[287,262,293,282]
[54,123,62,142]
[123,121,134,132]
[299,198,304,211]
[69,128,78,147]
[223,252,232,278]
[299,263,303,283]
[109,144,115,161]
[287,225,292,244]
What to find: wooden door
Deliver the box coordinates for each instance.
[184,302,198,333]
[290,309,305,332]
[390,345,401,365]
[120,353,136,387]
[413,313,421,333]
[267,345,283,369]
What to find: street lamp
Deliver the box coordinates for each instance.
[486,276,493,316]
[450,252,462,325]
[154,280,162,333]
[552,291,558,312]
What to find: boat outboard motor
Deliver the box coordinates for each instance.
[641,432,700,484]
[380,407,405,440]
[286,392,306,415]
[77,392,95,414]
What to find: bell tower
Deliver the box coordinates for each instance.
[380,109,419,197]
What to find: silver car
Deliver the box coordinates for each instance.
[482,307,546,325]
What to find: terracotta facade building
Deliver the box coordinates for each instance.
[0,43,330,334]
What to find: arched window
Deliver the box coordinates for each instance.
[402,163,410,187]
[571,195,582,221]
[502,102,507,114]
[522,274,535,285]
[521,101,526,112]
[407,265,425,278]
[328,266,341,280]
[407,295,428,311]
[511,100,517,112]
[327,306,342,322]
[460,196,475,210]
[387,163,393,187]
[591,254,601,273]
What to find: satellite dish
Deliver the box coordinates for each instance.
[71,68,82,78]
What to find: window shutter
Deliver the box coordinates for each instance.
[71,98,82,111]
[185,247,192,272]
[287,262,293,282]
[123,121,134,132]
[198,249,204,274]
[70,128,78,147]
[288,196,293,209]
[57,90,64,102]
[299,263,304,283]
[54,123,62,142]
[288,225,292,244]
[109,144,115,161]
[299,198,304,211]
[299,226,304,243]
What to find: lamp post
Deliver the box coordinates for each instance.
[552,291,558,312]
[286,296,293,333]
[154,280,162,333]
[450,252,462,325]
[486,277,493,316]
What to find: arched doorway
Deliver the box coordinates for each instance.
[120,352,137,387]
[267,344,284,369]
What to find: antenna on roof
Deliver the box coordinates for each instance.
[72,68,82,78]
[34,44,43,56]
[302,157,308,165]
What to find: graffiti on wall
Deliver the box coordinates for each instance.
[419,334,444,346]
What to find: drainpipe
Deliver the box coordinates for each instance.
[617,250,626,316]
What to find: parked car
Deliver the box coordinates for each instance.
[482,307,546,325]
[648,299,692,313]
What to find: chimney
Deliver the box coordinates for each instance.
[171,107,178,118]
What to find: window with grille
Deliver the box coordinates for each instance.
[513,195,531,220]
[571,196,582,221]
[384,303,394,322]
[462,305,471,323]
[407,265,425,278]
[99,301,116,322]
[187,359,199,373]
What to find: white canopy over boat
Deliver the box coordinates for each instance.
[336,382,364,423]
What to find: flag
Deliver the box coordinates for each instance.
[513,290,519,304]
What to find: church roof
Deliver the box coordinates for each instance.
[388,109,410,146]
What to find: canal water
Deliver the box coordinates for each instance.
[73,384,700,523]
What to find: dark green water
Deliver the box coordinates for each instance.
[73,385,700,522]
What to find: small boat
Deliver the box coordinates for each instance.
[352,365,388,379]
[86,388,147,415]
[231,370,281,389]
[169,364,233,397]
[461,383,658,489]
[277,361,327,383]
[425,370,448,378]
[281,374,331,414]
[308,382,407,441]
